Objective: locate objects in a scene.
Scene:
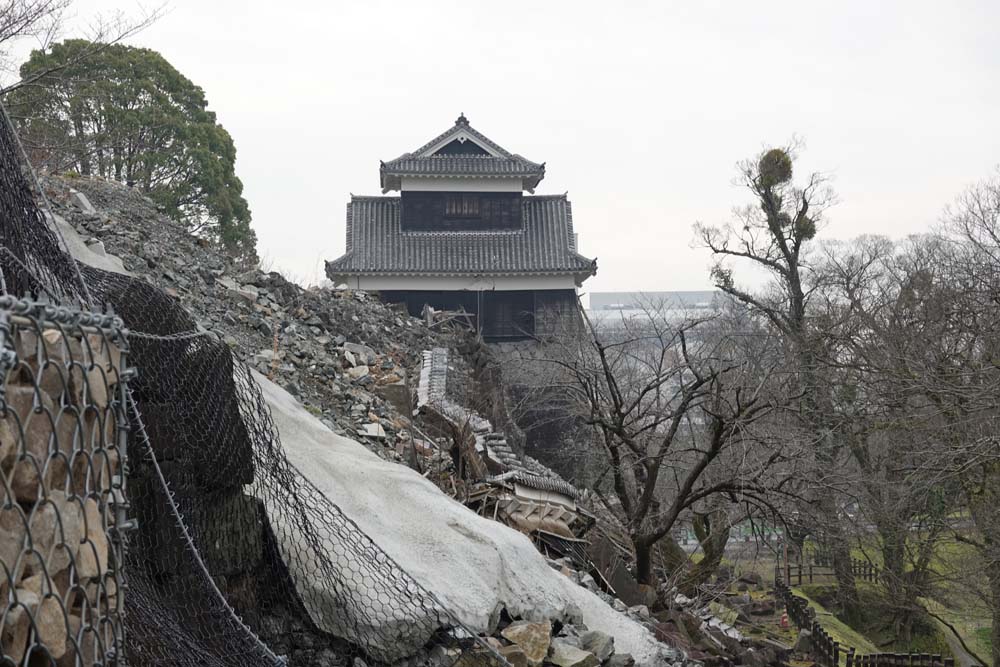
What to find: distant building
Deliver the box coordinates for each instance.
[326,114,597,341]
[588,291,719,311]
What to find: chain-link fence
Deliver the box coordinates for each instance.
[0,296,130,666]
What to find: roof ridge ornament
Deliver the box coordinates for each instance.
[455,112,469,126]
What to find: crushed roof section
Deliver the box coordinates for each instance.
[326,195,597,279]
[416,347,579,499]
[484,434,579,498]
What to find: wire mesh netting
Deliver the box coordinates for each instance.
[0,99,506,667]
[0,297,129,666]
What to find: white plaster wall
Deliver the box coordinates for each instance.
[338,274,578,291]
[400,176,523,192]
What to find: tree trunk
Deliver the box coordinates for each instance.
[879,517,919,634]
[829,537,858,610]
[635,539,654,586]
[685,509,730,591]
[802,341,860,615]
[656,535,689,579]
[815,487,859,615]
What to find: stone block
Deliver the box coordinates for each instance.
[376,378,410,415]
[548,638,599,667]
[500,620,551,667]
[579,630,614,662]
[130,469,263,577]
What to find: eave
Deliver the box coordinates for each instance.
[326,266,597,287]
[379,165,545,193]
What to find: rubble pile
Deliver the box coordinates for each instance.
[41,175,466,463]
[438,615,638,667]
[33,174,744,666]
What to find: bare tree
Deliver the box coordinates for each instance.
[0,0,70,74]
[809,176,1000,659]
[934,170,1000,665]
[694,142,863,610]
[514,296,799,587]
[809,234,971,640]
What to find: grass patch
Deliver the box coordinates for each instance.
[801,535,986,661]
[793,586,880,655]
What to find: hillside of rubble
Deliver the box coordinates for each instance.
[40,174,481,465]
[36,174,823,667]
[38,174,679,666]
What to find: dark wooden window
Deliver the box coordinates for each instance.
[445,195,480,217]
[401,191,522,232]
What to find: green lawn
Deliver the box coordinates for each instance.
[807,533,992,664]
[792,586,880,656]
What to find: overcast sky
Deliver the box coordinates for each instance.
[33,0,1000,291]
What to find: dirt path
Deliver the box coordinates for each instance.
[936,619,982,667]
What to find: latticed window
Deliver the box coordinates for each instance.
[445,195,480,217]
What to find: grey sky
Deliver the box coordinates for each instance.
[36,0,1000,290]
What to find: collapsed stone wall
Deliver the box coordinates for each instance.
[34,174,699,666]
[40,175,463,464]
[0,301,126,666]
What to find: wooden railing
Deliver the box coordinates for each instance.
[812,552,881,583]
[773,576,954,667]
[846,650,956,667]
[780,549,881,586]
[776,578,843,667]
[784,558,880,586]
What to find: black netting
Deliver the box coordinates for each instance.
[0,108,90,308]
[0,101,505,667]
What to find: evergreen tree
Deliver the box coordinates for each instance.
[10,39,256,260]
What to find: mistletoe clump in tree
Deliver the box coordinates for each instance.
[10,39,256,260]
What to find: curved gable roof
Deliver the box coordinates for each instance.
[380,114,545,192]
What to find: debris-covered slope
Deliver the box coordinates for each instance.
[40,175,685,666]
[42,175,460,459]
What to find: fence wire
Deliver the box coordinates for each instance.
[0,296,129,666]
[0,99,505,667]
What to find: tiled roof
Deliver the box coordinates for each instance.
[326,195,597,279]
[484,433,579,499]
[487,470,579,499]
[380,114,545,191]
[382,155,543,177]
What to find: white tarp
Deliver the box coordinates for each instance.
[256,372,670,665]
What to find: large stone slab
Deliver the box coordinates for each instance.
[501,620,551,666]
